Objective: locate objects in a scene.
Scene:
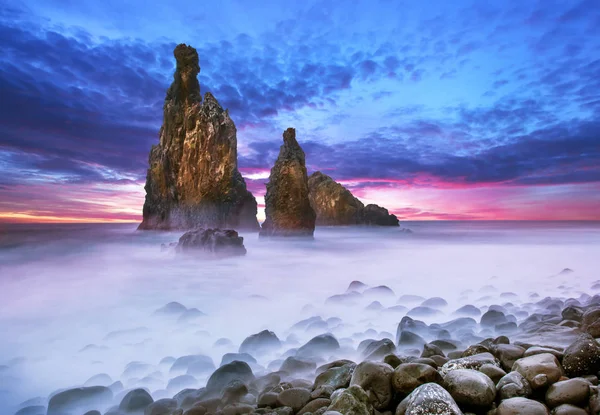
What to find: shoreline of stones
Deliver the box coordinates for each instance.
[35,296,600,415]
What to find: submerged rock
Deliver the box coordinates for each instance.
[307,172,398,226]
[47,386,113,415]
[260,128,316,237]
[176,228,246,257]
[139,44,258,231]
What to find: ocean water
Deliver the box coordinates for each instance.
[0,221,599,413]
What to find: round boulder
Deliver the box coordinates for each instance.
[391,363,443,395]
[512,353,562,390]
[119,388,154,412]
[443,369,496,408]
[497,371,532,400]
[545,378,590,408]
[497,397,549,415]
[396,383,462,415]
[327,385,372,415]
[350,361,393,410]
[277,388,311,413]
[562,333,600,377]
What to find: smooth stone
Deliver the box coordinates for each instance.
[545,378,590,408]
[119,388,154,412]
[496,397,549,415]
[328,385,373,415]
[277,388,311,412]
[494,344,525,372]
[391,363,443,395]
[512,353,562,390]
[239,330,281,355]
[47,386,113,415]
[144,398,178,415]
[550,404,587,415]
[349,361,393,410]
[562,333,600,377]
[439,352,499,376]
[395,383,462,415]
[443,369,496,408]
[313,363,354,390]
[206,361,255,395]
[297,398,331,415]
[497,371,532,400]
[280,357,317,375]
[478,363,506,384]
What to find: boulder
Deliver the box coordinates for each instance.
[297,334,340,358]
[119,388,154,412]
[297,398,331,415]
[512,353,563,390]
[206,361,255,396]
[327,385,373,415]
[313,363,354,391]
[47,386,113,415]
[493,344,525,372]
[239,330,281,355]
[396,383,462,415]
[139,44,258,231]
[260,128,316,237]
[562,333,600,377]
[391,363,443,395]
[277,388,311,413]
[496,397,549,415]
[496,371,532,400]
[176,229,246,257]
[280,357,317,375]
[349,361,394,410]
[443,369,496,408]
[439,353,500,376]
[545,378,590,408]
[143,398,178,415]
[550,404,587,415]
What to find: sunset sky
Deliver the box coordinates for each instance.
[1,0,599,222]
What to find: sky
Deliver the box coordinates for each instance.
[0,0,599,223]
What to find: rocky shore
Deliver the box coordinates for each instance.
[15,276,600,415]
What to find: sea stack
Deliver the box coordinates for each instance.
[308,171,399,226]
[138,44,258,231]
[260,128,316,237]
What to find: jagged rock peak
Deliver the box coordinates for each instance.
[169,44,201,104]
[138,44,258,231]
[260,128,316,237]
[308,171,399,227]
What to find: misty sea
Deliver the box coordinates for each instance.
[0,221,599,413]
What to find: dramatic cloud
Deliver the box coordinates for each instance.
[0,0,599,221]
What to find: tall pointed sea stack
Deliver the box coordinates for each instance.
[260,128,316,237]
[308,171,399,226]
[139,44,258,231]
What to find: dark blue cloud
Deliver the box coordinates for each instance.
[0,0,599,215]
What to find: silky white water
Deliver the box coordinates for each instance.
[0,221,598,413]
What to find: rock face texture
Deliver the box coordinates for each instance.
[176,228,247,257]
[308,171,399,226]
[139,44,258,231]
[260,128,316,237]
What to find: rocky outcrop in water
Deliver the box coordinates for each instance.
[139,44,258,231]
[176,228,247,257]
[308,172,399,226]
[260,128,316,237]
